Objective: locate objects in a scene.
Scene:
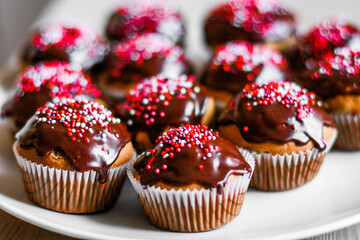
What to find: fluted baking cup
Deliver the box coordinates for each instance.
[14,143,135,213]
[127,151,254,232]
[331,113,360,150]
[238,130,337,191]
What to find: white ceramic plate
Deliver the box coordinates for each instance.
[2,0,360,239]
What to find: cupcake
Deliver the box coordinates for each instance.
[200,41,288,108]
[118,74,215,151]
[22,23,108,72]
[1,61,102,132]
[299,47,360,149]
[218,81,337,191]
[97,33,192,108]
[127,125,254,232]
[14,98,134,213]
[204,0,296,53]
[291,18,358,74]
[106,0,185,46]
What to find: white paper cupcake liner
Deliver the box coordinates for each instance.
[331,113,360,150]
[127,151,255,232]
[237,130,337,191]
[14,143,135,213]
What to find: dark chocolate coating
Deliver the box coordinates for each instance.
[98,38,193,108]
[204,3,295,48]
[106,10,185,46]
[22,25,108,71]
[219,91,335,151]
[17,101,131,183]
[1,62,101,131]
[299,68,360,100]
[134,136,251,189]
[201,64,287,95]
[103,53,193,85]
[119,83,210,144]
[1,86,52,129]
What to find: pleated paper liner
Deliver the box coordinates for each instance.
[331,113,360,150]
[238,130,337,191]
[13,143,136,213]
[127,151,255,232]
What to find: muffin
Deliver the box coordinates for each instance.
[200,41,288,108]
[14,98,134,213]
[1,61,102,132]
[106,0,185,46]
[97,33,192,108]
[291,18,358,74]
[22,23,108,72]
[204,0,296,53]
[218,81,337,191]
[127,124,254,232]
[118,74,215,151]
[299,47,360,149]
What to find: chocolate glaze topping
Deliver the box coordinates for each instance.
[102,33,191,86]
[201,41,288,95]
[219,81,335,150]
[106,1,185,46]
[22,23,109,70]
[17,99,131,184]
[1,61,101,129]
[134,125,251,189]
[204,0,295,48]
[119,75,210,143]
[299,47,360,99]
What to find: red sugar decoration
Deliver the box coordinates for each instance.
[242,81,318,121]
[124,75,198,126]
[304,18,358,59]
[211,41,287,72]
[34,98,121,143]
[110,34,184,78]
[145,125,219,174]
[210,0,293,39]
[311,47,360,79]
[30,23,106,58]
[109,1,180,39]
[17,61,101,99]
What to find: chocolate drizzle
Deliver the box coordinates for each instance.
[204,0,295,48]
[16,99,131,183]
[134,125,251,189]
[119,75,210,143]
[219,81,335,150]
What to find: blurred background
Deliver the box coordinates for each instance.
[1,0,360,66]
[0,0,47,65]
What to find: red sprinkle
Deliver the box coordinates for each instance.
[242,81,318,120]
